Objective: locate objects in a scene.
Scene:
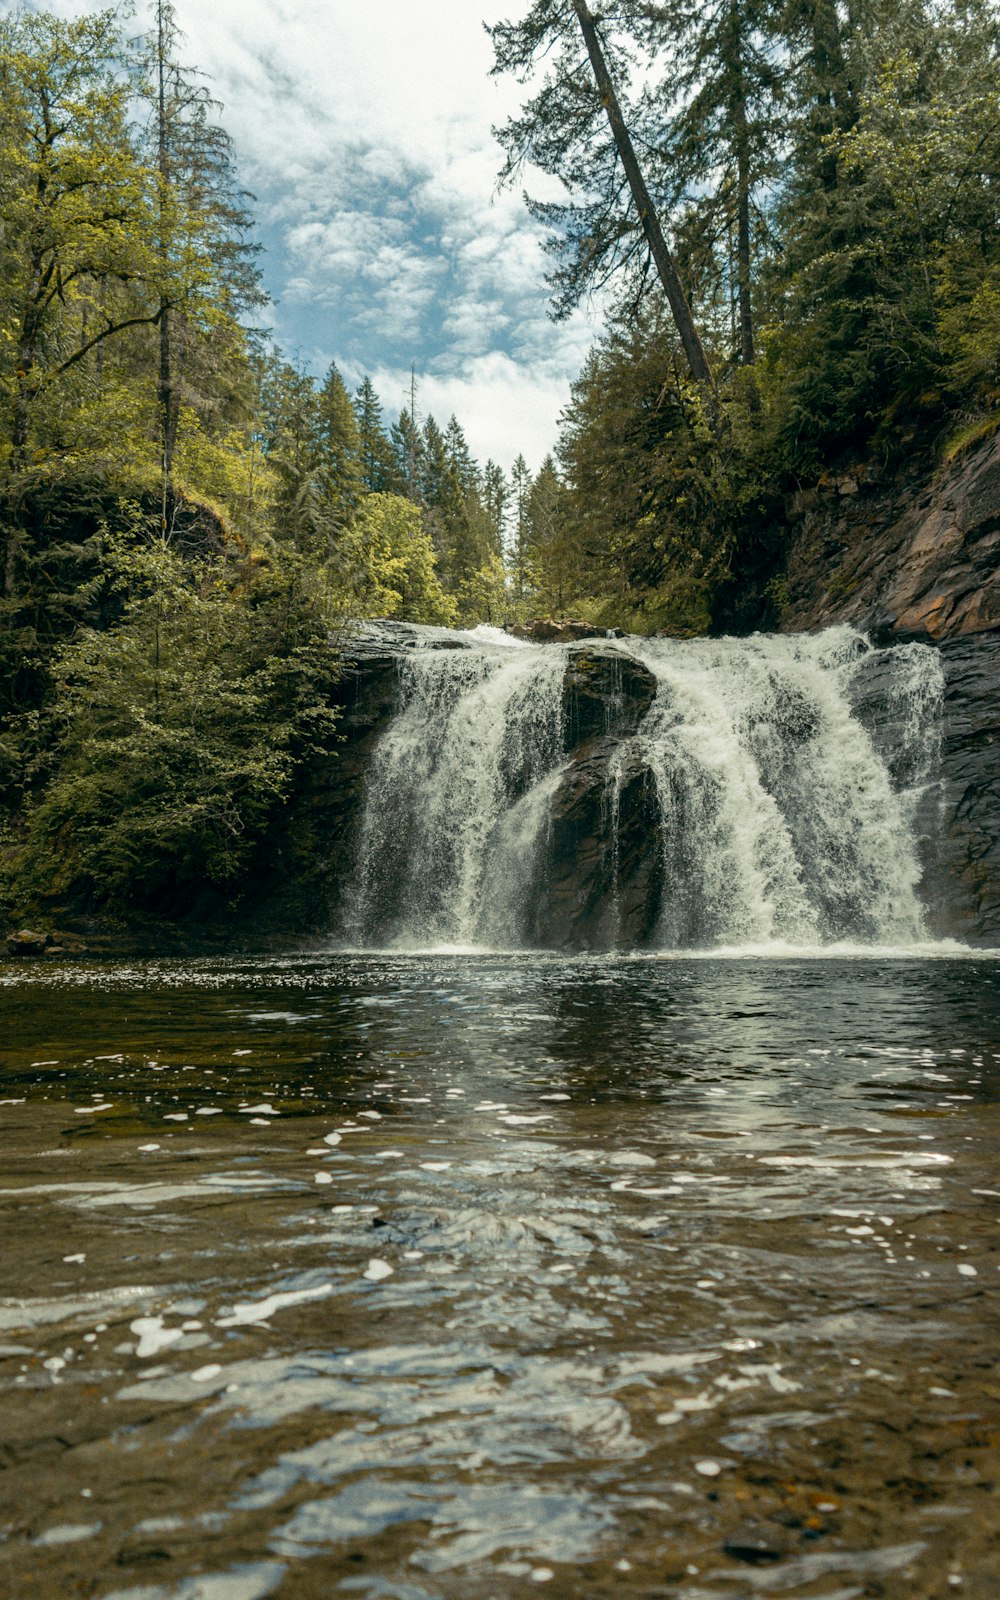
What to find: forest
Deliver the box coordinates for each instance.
[0,0,998,931]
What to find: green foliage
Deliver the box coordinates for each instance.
[489,0,1000,628]
[553,316,739,632]
[0,5,536,934]
[759,3,1000,465]
[4,530,341,917]
[354,377,400,494]
[0,10,160,457]
[340,494,457,626]
[3,0,998,932]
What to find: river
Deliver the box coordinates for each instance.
[1,951,998,1599]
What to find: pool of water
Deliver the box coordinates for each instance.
[1,953,998,1599]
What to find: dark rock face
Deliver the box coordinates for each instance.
[847,629,1000,945]
[562,648,657,746]
[780,432,1000,642]
[533,740,664,950]
[924,632,1000,945]
[243,625,411,940]
[774,430,1000,943]
[5,929,51,956]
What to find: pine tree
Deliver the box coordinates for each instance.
[482,460,509,560]
[641,0,784,366]
[260,356,325,552]
[526,456,573,616]
[389,407,423,503]
[353,376,399,493]
[145,1,263,530]
[509,453,533,606]
[316,363,363,534]
[443,415,480,494]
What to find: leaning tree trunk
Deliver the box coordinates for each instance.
[734,92,755,367]
[156,0,175,535]
[571,0,716,394]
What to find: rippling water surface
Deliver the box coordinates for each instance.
[1,953,998,1599]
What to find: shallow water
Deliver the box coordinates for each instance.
[1,953,998,1599]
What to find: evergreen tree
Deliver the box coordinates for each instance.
[316,362,363,534]
[557,319,724,632]
[525,455,573,615]
[443,415,480,494]
[641,0,783,365]
[508,453,533,604]
[144,1,263,528]
[418,414,450,515]
[353,376,399,493]
[764,0,1000,464]
[482,459,509,560]
[260,357,325,552]
[390,406,423,502]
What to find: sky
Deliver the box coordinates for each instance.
[26,0,600,474]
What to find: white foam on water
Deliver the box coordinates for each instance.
[216,1283,334,1328]
[32,1522,102,1546]
[457,623,532,649]
[130,1316,185,1359]
[99,1558,287,1600]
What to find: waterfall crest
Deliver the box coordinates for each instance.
[346,625,944,953]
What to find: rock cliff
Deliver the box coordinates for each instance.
[773,427,1000,944]
[779,429,1000,642]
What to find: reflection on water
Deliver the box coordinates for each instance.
[0,954,998,1599]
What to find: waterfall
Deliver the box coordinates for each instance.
[346,625,944,952]
[349,637,566,949]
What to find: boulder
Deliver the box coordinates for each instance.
[532,741,664,950]
[6,929,51,956]
[507,618,609,643]
[562,645,657,745]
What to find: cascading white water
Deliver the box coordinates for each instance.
[347,624,944,952]
[617,629,940,948]
[349,636,566,949]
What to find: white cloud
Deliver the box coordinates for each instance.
[355,351,584,479]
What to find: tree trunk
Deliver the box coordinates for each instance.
[571,0,715,393]
[810,0,855,190]
[157,0,174,533]
[734,91,755,366]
